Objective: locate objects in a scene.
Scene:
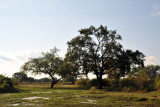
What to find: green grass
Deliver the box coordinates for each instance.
[0,84,160,107]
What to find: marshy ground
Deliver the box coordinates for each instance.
[0,84,160,107]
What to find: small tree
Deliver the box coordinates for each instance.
[39,77,51,83]
[12,72,28,83]
[21,47,63,88]
[129,65,160,79]
[27,77,35,83]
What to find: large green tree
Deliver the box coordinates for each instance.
[67,25,145,89]
[21,48,63,88]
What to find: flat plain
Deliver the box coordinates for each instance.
[0,84,160,107]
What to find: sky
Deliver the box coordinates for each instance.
[0,0,160,78]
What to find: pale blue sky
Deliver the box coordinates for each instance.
[0,0,160,77]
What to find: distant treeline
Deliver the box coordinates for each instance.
[12,72,52,84]
[1,65,160,93]
[74,65,160,92]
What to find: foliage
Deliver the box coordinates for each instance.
[129,65,160,78]
[89,86,97,91]
[0,75,16,93]
[88,79,98,86]
[11,78,20,85]
[75,79,89,86]
[122,65,160,91]
[119,74,155,92]
[12,72,28,83]
[89,78,111,87]
[107,50,145,82]
[38,77,51,83]
[154,77,160,90]
[27,77,35,83]
[58,58,79,84]
[67,25,145,89]
[21,47,63,88]
[135,72,155,91]
[119,77,137,92]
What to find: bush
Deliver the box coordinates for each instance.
[89,79,97,86]
[0,75,16,93]
[75,79,89,86]
[89,78,111,87]
[119,74,155,92]
[89,86,97,91]
[103,78,112,87]
[135,72,155,91]
[120,77,137,90]
[11,78,19,85]
[154,77,160,90]
[89,86,99,93]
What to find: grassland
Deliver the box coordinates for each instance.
[0,84,160,107]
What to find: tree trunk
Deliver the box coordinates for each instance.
[50,81,54,88]
[97,75,103,89]
[50,78,61,88]
[114,75,120,87]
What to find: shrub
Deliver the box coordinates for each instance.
[135,72,155,91]
[120,77,137,89]
[89,86,97,91]
[0,75,16,93]
[154,77,160,90]
[75,79,89,86]
[119,73,155,92]
[89,79,98,86]
[103,78,112,87]
[11,78,20,85]
[89,78,111,87]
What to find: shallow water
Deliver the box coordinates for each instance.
[23,96,50,100]
[31,91,51,93]
[9,103,20,106]
[9,102,37,106]
[81,99,97,104]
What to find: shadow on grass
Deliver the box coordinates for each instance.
[49,86,90,90]
[0,87,19,94]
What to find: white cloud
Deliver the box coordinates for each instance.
[0,55,13,62]
[0,50,41,77]
[150,4,160,17]
[0,49,64,78]
[152,4,159,10]
[145,56,160,65]
[0,50,41,63]
[150,12,160,17]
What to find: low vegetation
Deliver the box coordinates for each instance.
[1,25,160,106]
[0,75,17,93]
[0,84,160,107]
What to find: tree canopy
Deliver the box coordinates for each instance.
[130,65,160,78]
[21,47,63,88]
[66,25,145,89]
[12,72,28,83]
[58,56,79,84]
